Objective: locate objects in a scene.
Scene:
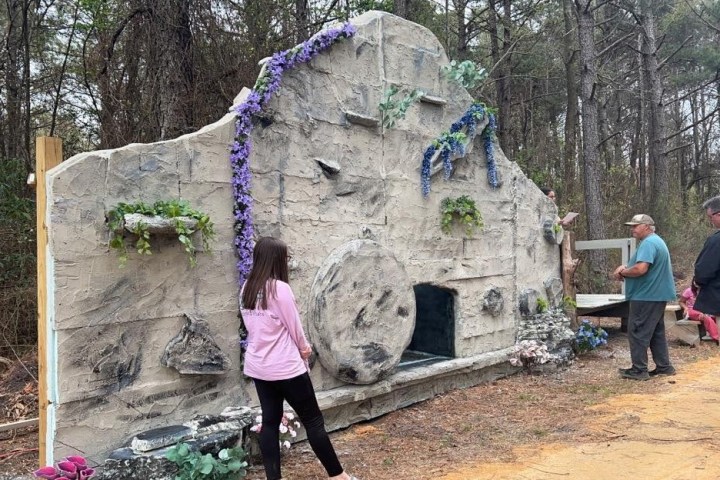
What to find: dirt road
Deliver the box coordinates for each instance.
[440,356,720,480]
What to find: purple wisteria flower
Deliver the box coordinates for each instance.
[230,22,356,286]
[420,102,499,196]
[484,113,499,188]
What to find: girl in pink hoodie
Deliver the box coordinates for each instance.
[240,237,357,480]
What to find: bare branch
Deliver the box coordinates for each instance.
[664,142,693,156]
[596,31,635,58]
[657,35,693,71]
[599,131,621,146]
[683,0,720,34]
[665,106,720,141]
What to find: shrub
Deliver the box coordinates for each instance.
[165,443,248,479]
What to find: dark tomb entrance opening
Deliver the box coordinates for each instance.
[400,284,455,369]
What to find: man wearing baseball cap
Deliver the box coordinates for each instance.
[613,214,676,380]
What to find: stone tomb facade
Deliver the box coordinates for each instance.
[43,11,561,464]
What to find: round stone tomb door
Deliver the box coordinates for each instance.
[307,239,416,384]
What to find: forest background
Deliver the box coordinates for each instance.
[1,0,719,359]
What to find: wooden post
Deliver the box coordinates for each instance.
[561,230,581,329]
[36,137,62,466]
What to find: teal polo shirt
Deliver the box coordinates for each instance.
[625,233,676,301]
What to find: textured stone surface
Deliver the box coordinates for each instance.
[544,277,564,309]
[95,455,177,480]
[519,288,542,316]
[45,10,561,461]
[482,287,504,316]
[122,213,198,235]
[161,313,232,375]
[517,309,576,364]
[130,425,192,453]
[308,240,415,384]
[543,219,560,243]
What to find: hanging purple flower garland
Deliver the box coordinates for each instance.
[420,103,499,197]
[230,23,357,285]
[484,113,499,188]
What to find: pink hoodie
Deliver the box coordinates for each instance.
[241,280,310,381]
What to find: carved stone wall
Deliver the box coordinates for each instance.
[44,11,561,463]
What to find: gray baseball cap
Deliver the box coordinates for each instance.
[624,214,655,226]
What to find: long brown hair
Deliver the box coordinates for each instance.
[241,237,290,310]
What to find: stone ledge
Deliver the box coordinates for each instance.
[316,348,512,409]
[344,111,379,127]
[419,94,447,105]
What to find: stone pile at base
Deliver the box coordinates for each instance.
[95,406,253,480]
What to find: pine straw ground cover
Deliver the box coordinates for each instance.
[1,319,718,478]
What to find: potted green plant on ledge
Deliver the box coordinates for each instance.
[440,195,484,236]
[107,199,215,267]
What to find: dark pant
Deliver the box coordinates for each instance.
[628,300,673,372]
[253,372,343,480]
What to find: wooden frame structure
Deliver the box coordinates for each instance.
[36,137,63,466]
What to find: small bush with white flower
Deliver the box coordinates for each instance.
[508,340,556,372]
[574,319,608,353]
[250,411,303,450]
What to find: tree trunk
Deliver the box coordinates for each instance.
[295,0,308,43]
[639,0,668,229]
[488,0,513,156]
[562,0,579,200]
[154,0,194,140]
[455,0,468,59]
[574,0,607,276]
[393,0,410,19]
[3,0,25,163]
[636,33,647,198]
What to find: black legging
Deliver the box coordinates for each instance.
[253,372,343,480]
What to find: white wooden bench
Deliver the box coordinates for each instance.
[664,304,700,346]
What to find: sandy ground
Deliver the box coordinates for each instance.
[440,356,720,480]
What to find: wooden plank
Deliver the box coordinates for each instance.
[0,418,39,433]
[36,137,62,467]
[575,238,635,250]
[574,238,636,295]
[561,231,579,329]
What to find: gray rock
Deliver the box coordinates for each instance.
[315,158,341,176]
[160,313,231,375]
[518,288,541,316]
[307,240,415,384]
[542,219,564,244]
[544,277,564,308]
[95,455,177,480]
[482,287,504,316]
[419,93,447,105]
[344,110,379,127]
[130,425,193,453]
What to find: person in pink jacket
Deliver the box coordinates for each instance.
[240,237,357,480]
[679,279,719,345]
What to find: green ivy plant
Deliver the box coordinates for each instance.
[440,195,484,236]
[107,199,215,268]
[562,295,577,309]
[378,85,424,129]
[441,60,488,90]
[165,443,248,480]
[536,298,549,313]
[432,131,468,151]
